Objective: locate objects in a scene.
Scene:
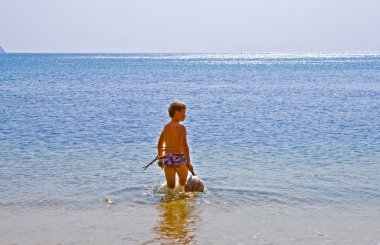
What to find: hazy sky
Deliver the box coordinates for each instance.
[1,0,379,53]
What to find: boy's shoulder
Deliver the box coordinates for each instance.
[178,124,186,133]
[163,122,186,131]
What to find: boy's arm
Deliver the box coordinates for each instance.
[157,128,165,164]
[181,126,194,174]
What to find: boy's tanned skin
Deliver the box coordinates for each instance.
[157,104,194,189]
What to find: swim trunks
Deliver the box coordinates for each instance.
[164,153,186,167]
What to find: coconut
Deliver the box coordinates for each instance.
[185,175,204,192]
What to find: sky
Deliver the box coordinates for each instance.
[1,0,379,53]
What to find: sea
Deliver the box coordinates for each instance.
[0,53,379,244]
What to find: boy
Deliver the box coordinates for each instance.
[157,102,194,189]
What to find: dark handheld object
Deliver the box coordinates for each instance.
[188,166,196,176]
[142,147,172,171]
[142,154,159,171]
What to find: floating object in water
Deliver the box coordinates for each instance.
[103,197,114,204]
[185,175,204,192]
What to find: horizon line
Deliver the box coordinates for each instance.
[2,50,380,54]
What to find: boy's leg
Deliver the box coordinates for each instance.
[164,166,176,189]
[176,164,188,186]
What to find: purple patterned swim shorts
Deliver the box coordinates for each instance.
[164,153,186,167]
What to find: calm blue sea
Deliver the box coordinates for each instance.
[1,53,380,244]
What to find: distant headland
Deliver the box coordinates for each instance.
[0,46,6,53]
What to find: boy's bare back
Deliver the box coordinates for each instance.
[161,122,186,153]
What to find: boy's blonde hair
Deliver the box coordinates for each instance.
[168,101,186,118]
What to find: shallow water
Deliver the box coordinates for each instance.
[1,53,380,244]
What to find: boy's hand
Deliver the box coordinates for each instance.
[157,160,164,170]
[158,156,164,169]
[187,163,195,175]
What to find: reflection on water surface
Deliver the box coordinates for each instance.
[148,193,199,244]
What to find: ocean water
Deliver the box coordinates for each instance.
[0,53,380,244]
